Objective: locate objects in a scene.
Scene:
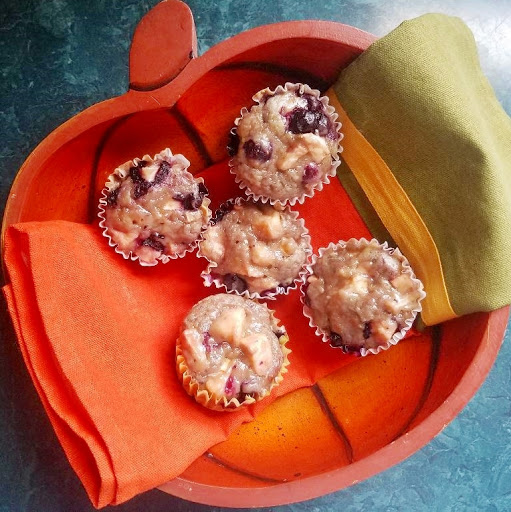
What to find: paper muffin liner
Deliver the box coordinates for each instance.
[300,238,426,357]
[175,304,291,412]
[197,196,312,300]
[228,82,343,207]
[98,148,211,267]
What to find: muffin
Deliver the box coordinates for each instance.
[229,82,342,205]
[98,148,211,266]
[198,198,311,298]
[302,238,425,356]
[176,294,290,411]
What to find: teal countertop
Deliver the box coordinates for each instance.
[0,1,510,510]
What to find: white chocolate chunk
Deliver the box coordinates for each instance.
[238,333,273,376]
[251,242,274,266]
[109,228,139,249]
[277,140,309,170]
[381,252,400,275]
[209,307,247,344]
[161,198,183,211]
[371,318,398,343]
[300,133,330,162]
[200,226,225,262]
[205,367,231,398]
[383,298,401,314]
[306,275,325,300]
[181,329,208,373]
[391,274,415,295]
[252,210,283,240]
[280,237,298,256]
[345,273,370,295]
[277,133,330,170]
[139,162,159,182]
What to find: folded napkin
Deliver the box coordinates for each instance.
[3,162,379,507]
[330,13,511,325]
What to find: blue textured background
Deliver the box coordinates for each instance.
[0,1,510,510]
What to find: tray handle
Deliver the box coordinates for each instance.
[129,0,197,92]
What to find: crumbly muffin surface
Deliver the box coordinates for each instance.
[179,294,285,402]
[200,201,309,295]
[230,85,340,202]
[305,240,423,352]
[101,152,210,265]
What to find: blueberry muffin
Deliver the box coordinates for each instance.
[176,294,290,410]
[199,199,311,297]
[303,239,425,355]
[229,83,341,204]
[98,148,211,266]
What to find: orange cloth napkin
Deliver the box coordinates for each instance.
[3,162,407,507]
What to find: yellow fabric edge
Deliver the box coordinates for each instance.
[327,88,456,325]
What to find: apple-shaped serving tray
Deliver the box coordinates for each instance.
[2,1,509,508]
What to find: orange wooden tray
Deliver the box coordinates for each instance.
[2,1,508,508]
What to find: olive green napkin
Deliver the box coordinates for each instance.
[333,13,511,323]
